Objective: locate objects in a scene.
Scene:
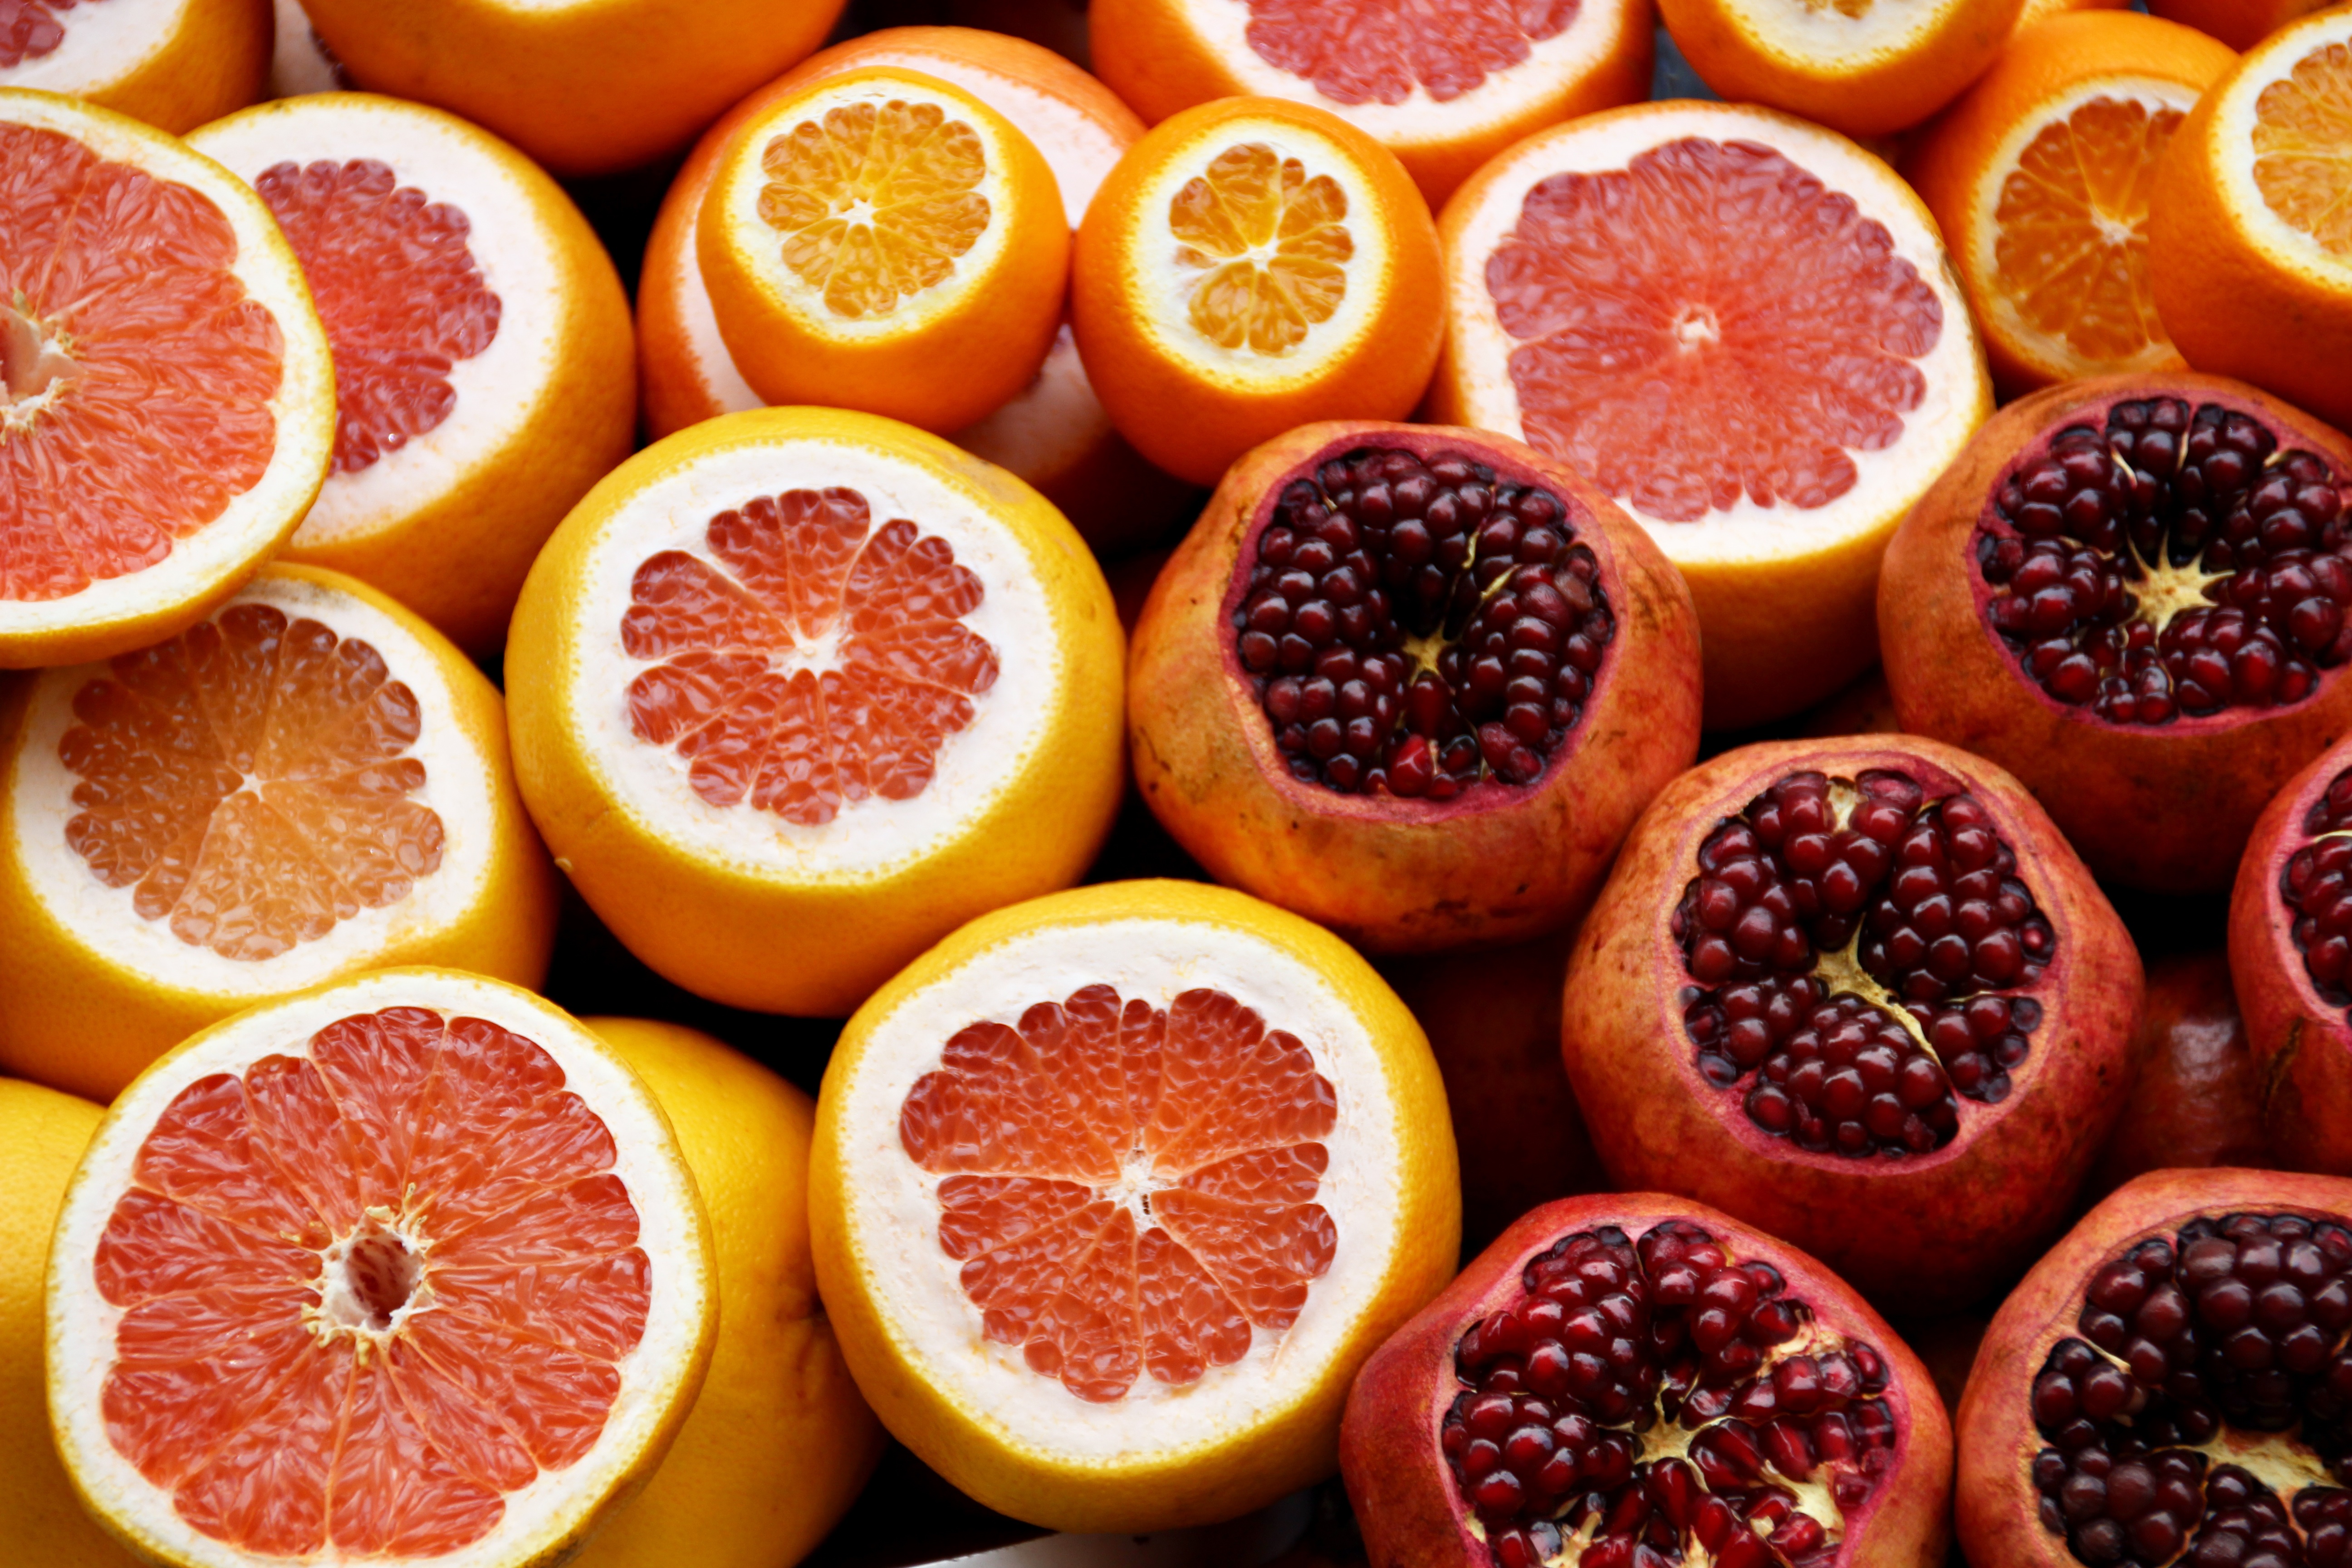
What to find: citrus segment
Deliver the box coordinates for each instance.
[1241,0,1580,106]
[762,98,990,319]
[2,1,82,68]
[2251,38,2352,256]
[1175,142,1352,353]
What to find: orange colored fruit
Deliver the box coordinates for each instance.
[44,967,717,1568]
[1432,99,1992,728]
[1088,0,1652,206]
[2150,0,2338,51]
[0,89,334,669]
[187,92,636,656]
[1904,11,2237,395]
[505,407,1126,1018]
[0,0,267,134]
[808,878,1459,1531]
[1073,96,1444,487]
[0,563,558,1102]
[2149,5,2352,432]
[2018,0,2126,22]
[1658,0,2027,139]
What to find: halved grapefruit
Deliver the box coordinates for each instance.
[0,88,334,669]
[1432,100,1992,728]
[44,967,717,1568]
[0,563,558,1102]
[809,878,1460,1532]
[0,0,268,135]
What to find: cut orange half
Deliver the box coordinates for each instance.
[1904,11,2238,395]
[1432,100,1992,728]
[187,93,634,657]
[1072,95,1444,487]
[2149,4,2352,433]
[505,406,1126,1019]
[0,563,558,1102]
[0,89,334,669]
[44,967,717,1568]
[697,64,1070,436]
[809,878,1459,1532]
[0,0,267,135]
[1088,0,1652,206]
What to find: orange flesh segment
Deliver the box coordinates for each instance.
[0,123,284,602]
[59,602,446,962]
[0,0,90,69]
[256,159,502,477]
[1172,142,1353,356]
[757,98,991,320]
[93,1008,650,1558]
[1486,137,1945,522]
[2252,39,2352,258]
[898,984,1340,1403]
[622,486,1000,827]
[1240,0,1580,106]
[1991,96,2184,364]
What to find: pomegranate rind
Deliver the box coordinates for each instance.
[43,966,718,1568]
[1954,1166,2352,1567]
[1339,1192,1955,1568]
[1559,735,2145,1313]
[808,878,1460,1533]
[0,0,269,136]
[1879,370,2352,892]
[1128,419,1702,955]
[2084,951,2269,1201]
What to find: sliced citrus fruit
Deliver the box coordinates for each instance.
[697,64,1069,436]
[1432,99,1992,729]
[639,26,1193,557]
[2149,0,2336,51]
[44,967,717,1568]
[0,0,267,135]
[505,406,1125,1018]
[294,0,845,176]
[0,563,557,1102]
[1072,96,1443,487]
[809,878,1459,1531]
[1088,0,1651,206]
[266,0,344,98]
[0,89,333,669]
[568,1018,884,1568]
[187,93,636,656]
[1904,11,2238,395]
[1657,0,2027,139]
[2149,4,2352,433]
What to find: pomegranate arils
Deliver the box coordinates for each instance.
[1233,446,1615,798]
[1980,397,2352,724]
[1444,1221,1898,1568]
[2286,766,2352,1010]
[2029,1211,2352,1568]
[1675,769,2055,1158]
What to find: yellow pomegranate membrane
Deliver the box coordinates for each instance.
[1174,141,1352,355]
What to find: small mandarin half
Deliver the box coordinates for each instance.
[505,406,1125,1019]
[808,879,1460,1532]
[43,967,717,1568]
[0,89,333,669]
[1073,97,1444,488]
[1433,99,1992,728]
[0,563,558,1102]
[187,92,636,656]
[0,0,267,134]
[696,64,1070,437]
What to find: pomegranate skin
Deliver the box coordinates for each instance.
[1955,1167,2352,1567]
[2082,950,2268,1201]
[1880,371,2352,893]
[1338,1192,1955,1568]
[1128,420,1702,953]
[1560,736,2145,1314]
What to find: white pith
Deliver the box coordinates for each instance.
[831,916,1408,1457]
[2211,9,2352,287]
[189,95,570,551]
[0,93,333,643]
[267,0,338,98]
[1445,101,1985,568]
[0,0,188,94]
[4,569,502,995]
[1706,0,1967,61]
[560,429,1063,882]
[46,969,713,1568]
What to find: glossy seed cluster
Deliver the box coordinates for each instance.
[1232,446,1614,798]
[1675,769,2055,1157]
[1444,1220,1898,1568]
[1979,397,2352,724]
[2285,766,2352,1007]
[2030,1211,2352,1568]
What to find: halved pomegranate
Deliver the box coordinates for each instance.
[1560,736,2145,1313]
[1880,371,2352,892]
[1128,420,1701,953]
[1958,1167,2352,1568]
[1340,1193,1953,1568]
[2086,951,2271,1203]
